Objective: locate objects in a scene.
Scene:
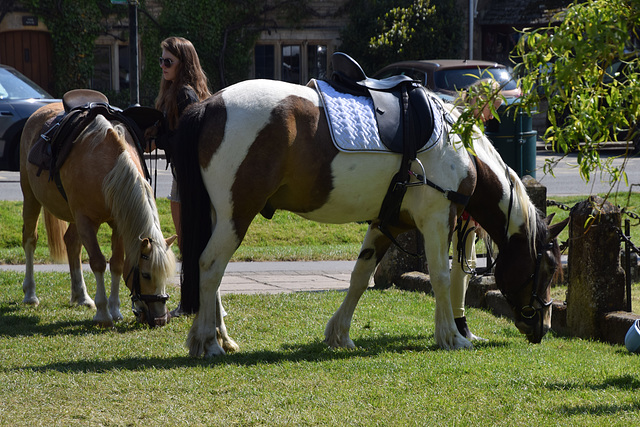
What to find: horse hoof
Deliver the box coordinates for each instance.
[93,314,114,328]
[72,297,96,309]
[204,343,226,358]
[23,296,40,307]
[94,320,114,328]
[324,336,355,349]
[222,338,240,353]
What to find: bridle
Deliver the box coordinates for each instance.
[513,241,555,325]
[456,164,555,327]
[125,252,170,327]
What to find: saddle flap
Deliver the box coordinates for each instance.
[368,89,403,150]
[63,89,109,113]
[122,105,165,130]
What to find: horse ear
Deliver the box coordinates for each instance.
[544,213,556,225]
[548,217,569,240]
[141,237,152,255]
[165,235,177,248]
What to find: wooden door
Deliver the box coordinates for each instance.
[0,30,55,94]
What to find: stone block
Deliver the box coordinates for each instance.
[566,196,626,339]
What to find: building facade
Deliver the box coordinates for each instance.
[0,1,569,95]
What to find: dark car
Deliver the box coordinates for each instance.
[373,59,521,103]
[0,65,60,171]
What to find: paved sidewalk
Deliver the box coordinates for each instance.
[0,261,357,295]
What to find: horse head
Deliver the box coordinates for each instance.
[494,213,568,343]
[124,235,177,327]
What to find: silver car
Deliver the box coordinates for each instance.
[0,65,59,170]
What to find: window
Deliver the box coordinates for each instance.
[118,45,130,90]
[91,44,131,92]
[281,45,300,83]
[255,45,275,79]
[307,45,327,80]
[92,45,112,91]
[254,42,330,82]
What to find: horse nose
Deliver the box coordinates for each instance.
[516,320,549,343]
[154,312,171,327]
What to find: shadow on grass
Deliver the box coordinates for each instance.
[0,303,150,337]
[10,333,510,374]
[545,374,640,391]
[555,400,640,416]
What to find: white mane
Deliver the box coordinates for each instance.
[94,119,176,279]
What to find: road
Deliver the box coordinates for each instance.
[1,148,639,201]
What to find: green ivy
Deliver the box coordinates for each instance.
[20,0,311,104]
[23,0,117,97]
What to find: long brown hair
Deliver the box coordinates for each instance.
[155,37,211,129]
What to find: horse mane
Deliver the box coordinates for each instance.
[443,102,538,253]
[83,115,176,279]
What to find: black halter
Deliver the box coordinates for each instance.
[517,241,555,323]
[125,253,170,327]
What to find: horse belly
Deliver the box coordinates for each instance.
[22,160,74,221]
[296,152,400,223]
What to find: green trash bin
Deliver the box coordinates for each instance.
[485,105,537,179]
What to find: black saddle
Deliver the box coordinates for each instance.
[326,53,441,251]
[327,52,435,154]
[28,89,164,198]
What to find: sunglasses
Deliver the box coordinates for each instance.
[159,57,175,68]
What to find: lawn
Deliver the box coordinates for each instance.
[1,270,639,426]
[0,193,638,264]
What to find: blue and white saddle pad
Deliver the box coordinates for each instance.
[312,79,443,153]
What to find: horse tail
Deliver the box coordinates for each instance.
[43,210,68,263]
[171,101,211,314]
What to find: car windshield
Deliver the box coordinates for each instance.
[0,67,52,100]
[434,67,518,92]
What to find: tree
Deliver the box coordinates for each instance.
[339,0,463,74]
[513,0,640,187]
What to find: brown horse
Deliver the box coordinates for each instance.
[20,102,176,327]
[172,79,568,357]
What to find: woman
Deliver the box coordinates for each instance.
[155,37,211,317]
[155,36,211,250]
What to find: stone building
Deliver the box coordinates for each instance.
[0,1,570,95]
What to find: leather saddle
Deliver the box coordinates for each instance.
[326,53,439,251]
[327,52,435,154]
[28,89,165,196]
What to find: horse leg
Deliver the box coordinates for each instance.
[107,226,124,322]
[21,191,41,306]
[74,215,111,326]
[186,222,239,357]
[325,224,382,348]
[451,227,485,341]
[64,224,95,308]
[216,290,239,353]
[420,221,472,350]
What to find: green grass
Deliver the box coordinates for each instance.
[1,270,640,425]
[1,193,639,264]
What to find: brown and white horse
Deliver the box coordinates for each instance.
[172,79,568,357]
[20,103,176,327]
